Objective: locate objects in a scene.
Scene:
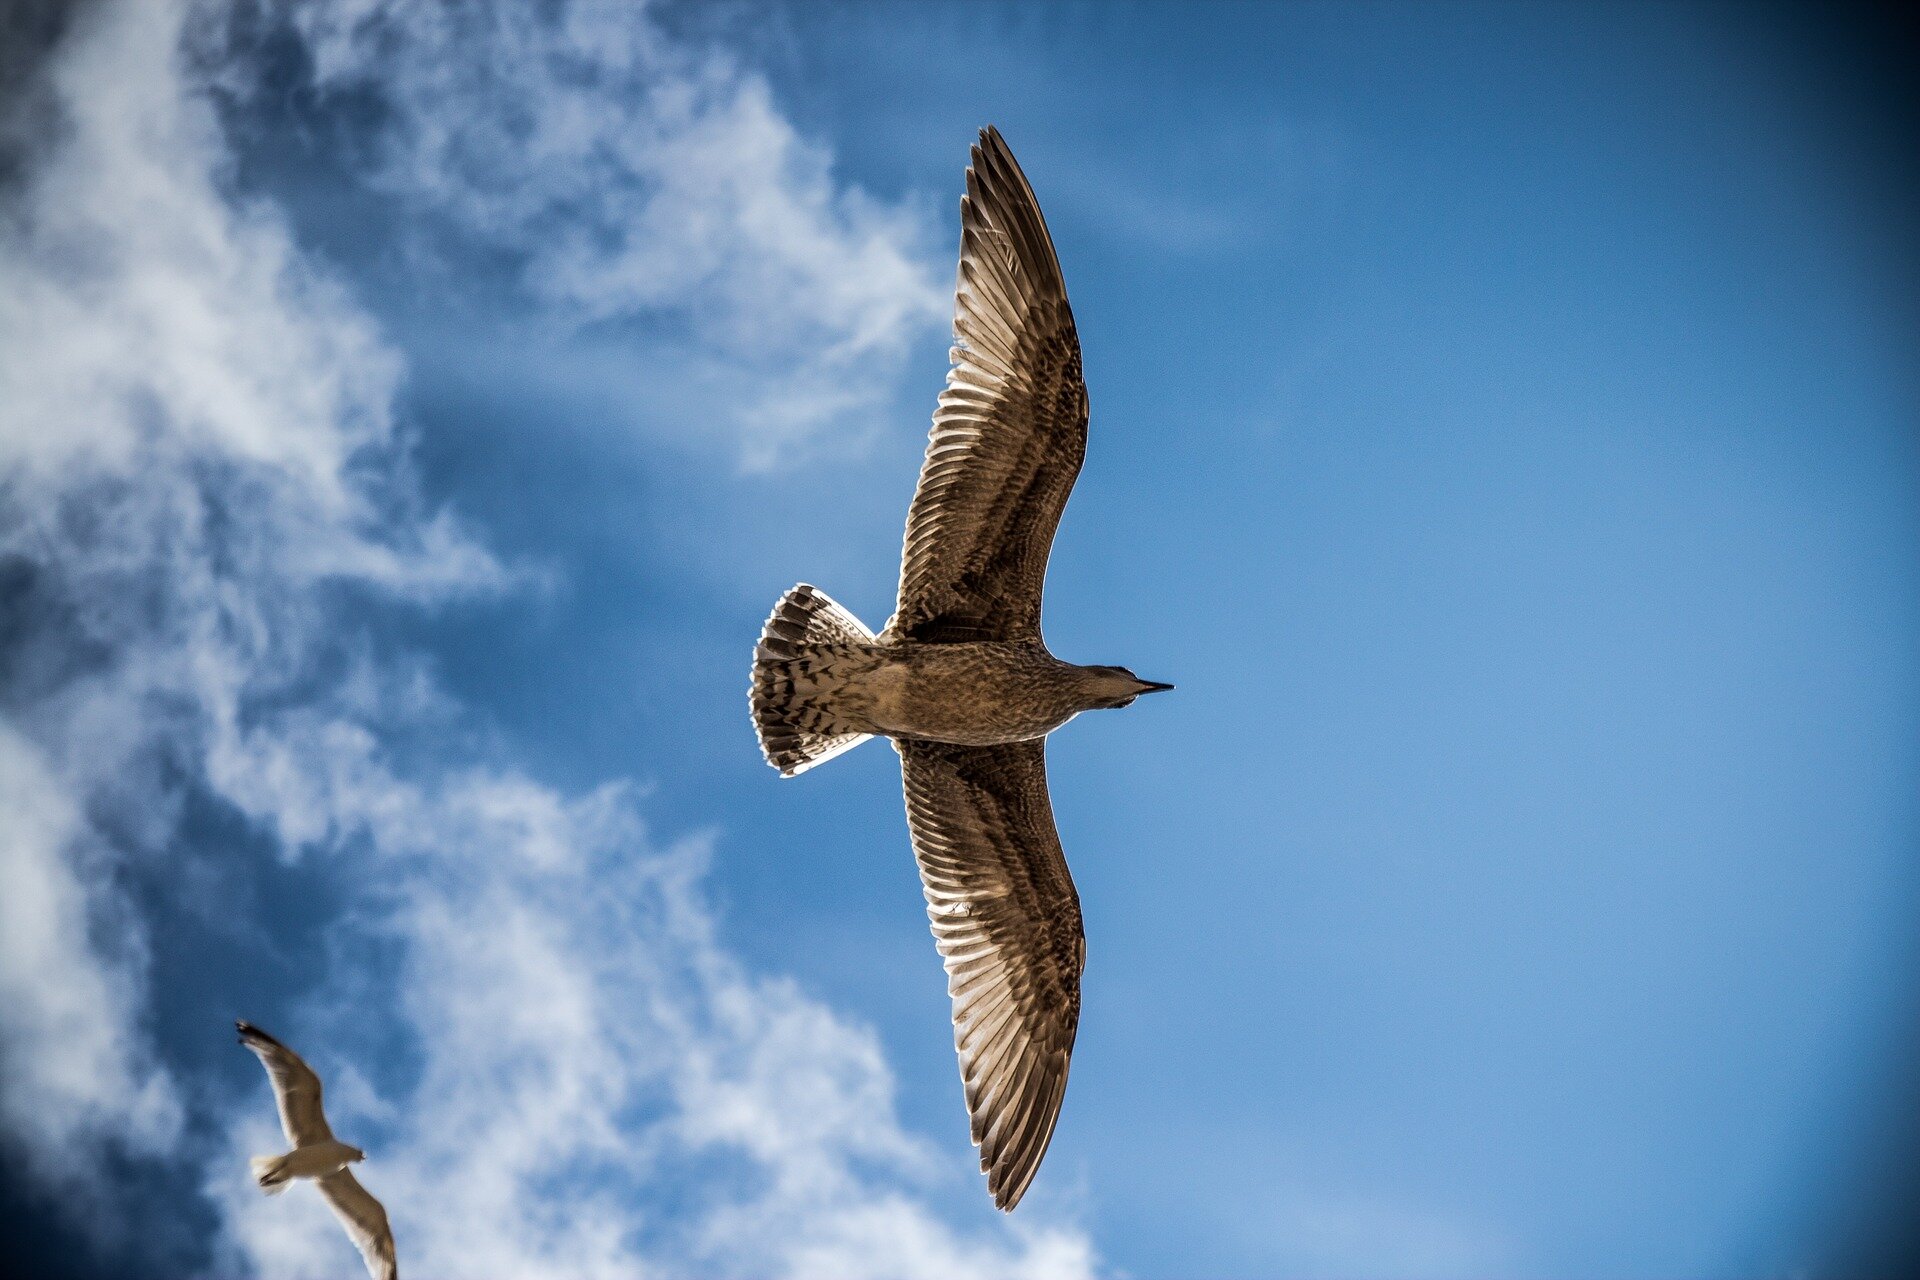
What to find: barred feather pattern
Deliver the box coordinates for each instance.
[898,737,1083,1210]
[752,584,877,775]
[888,126,1088,646]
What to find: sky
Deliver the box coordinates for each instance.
[1,2,1916,1278]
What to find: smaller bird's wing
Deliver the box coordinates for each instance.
[318,1170,397,1280]
[898,738,1084,1209]
[236,1020,333,1146]
[889,126,1087,645]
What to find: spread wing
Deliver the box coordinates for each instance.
[236,1020,333,1147]
[888,126,1088,645]
[318,1170,397,1280]
[898,738,1084,1209]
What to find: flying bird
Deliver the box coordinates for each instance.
[751,126,1171,1210]
[236,1020,397,1280]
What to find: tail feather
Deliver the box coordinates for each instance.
[752,584,876,777]
[756,583,875,658]
[251,1155,291,1196]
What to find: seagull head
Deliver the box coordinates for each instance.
[1082,665,1175,709]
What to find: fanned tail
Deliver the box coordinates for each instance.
[752,584,876,776]
[251,1155,291,1196]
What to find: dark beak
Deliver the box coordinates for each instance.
[1134,680,1175,694]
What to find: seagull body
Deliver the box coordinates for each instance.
[758,637,1155,747]
[750,127,1169,1210]
[236,1020,397,1280]
[253,1137,364,1186]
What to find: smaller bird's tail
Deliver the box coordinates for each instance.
[752,583,876,776]
[251,1155,292,1196]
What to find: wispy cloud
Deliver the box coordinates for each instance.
[0,2,1088,1276]
[0,724,179,1187]
[207,730,1092,1279]
[277,0,947,468]
[1251,1185,1510,1280]
[2,0,494,1189]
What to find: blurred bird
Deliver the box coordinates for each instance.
[751,126,1171,1209]
[236,1020,397,1280]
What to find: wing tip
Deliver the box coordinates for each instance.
[970,125,1010,176]
[236,1019,289,1053]
[976,1053,1071,1213]
[969,125,1016,184]
[989,1153,1042,1212]
[984,1131,1051,1212]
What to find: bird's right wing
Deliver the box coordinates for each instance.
[318,1170,397,1280]
[897,738,1085,1210]
[236,1020,333,1147]
[887,127,1088,646]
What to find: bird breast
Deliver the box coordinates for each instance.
[284,1140,359,1181]
[880,642,1083,746]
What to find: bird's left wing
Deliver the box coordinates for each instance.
[897,737,1085,1210]
[236,1021,333,1147]
[318,1170,397,1280]
[887,127,1087,645]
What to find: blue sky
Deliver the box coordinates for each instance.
[2,3,1915,1278]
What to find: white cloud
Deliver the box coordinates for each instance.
[1,0,490,1177]
[0,2,1088,1277]
[280,0,947,468]
[205,736,1092,1279]
[0,724,178,1186]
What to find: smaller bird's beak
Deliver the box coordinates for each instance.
[1134,679,1175,694]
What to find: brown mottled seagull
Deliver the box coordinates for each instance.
[236,1020,397,1280]
[750,126,1171,1210]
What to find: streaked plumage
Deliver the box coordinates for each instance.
[237,1021,397,1280]
[887,128,1087,647]
[750,128,1170,1209]
[900,738,1082,1208]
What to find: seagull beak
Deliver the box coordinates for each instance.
[1133,679,1175,695]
